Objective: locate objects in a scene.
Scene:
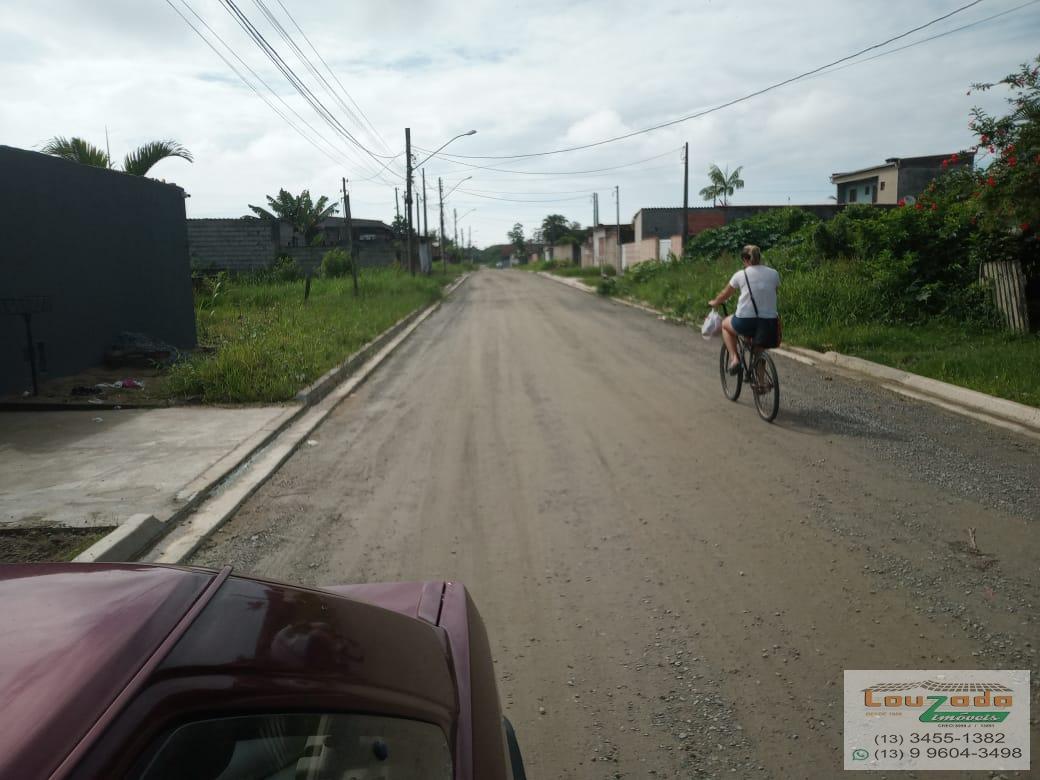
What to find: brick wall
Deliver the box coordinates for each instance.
[687,210,726,235]
[187,218,278,272]
[187,218,398,273]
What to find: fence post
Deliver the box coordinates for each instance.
[980,259,1029,332]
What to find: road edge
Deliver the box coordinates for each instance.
[534,270,1040,437]
[74,272,471,564]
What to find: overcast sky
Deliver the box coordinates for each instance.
[3,0,1038,247]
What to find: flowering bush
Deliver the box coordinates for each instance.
[968,56,1039,234]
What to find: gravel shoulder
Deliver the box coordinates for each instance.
[192,269,1038,779]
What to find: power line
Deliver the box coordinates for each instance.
[218,0,401,181]
[166,0,356,171]
[420,147,682,176]
[802,0,1039,83]
[251,0,404,178]
[456,190,596,203]
[271,0,394,157]
[428,0,989,161]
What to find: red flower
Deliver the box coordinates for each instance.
[931,203,938,211]
[897,198,906,207]
[987,176,997,187]
[980,134,989,144]
[1008,156,1017,167]
[941,159,948,169]
[951,153,959,163]
[914,202,923,210]
[1022,223,1031,232]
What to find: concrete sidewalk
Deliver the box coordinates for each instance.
[0,406,292,529]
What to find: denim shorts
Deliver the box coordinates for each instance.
[732,315,779,347]
[731,316,758,338]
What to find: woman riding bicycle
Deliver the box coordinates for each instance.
[707,245,780,375]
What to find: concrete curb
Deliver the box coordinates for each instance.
[73,514,163,563]
[71,273,471,565]
[778,345,1040,436]
[142,272,471,564]
[537,269,1040,437]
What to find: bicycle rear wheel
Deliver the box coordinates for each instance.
[719,344,742,401]
[751,351,780,422]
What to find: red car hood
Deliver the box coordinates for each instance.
[0,564,213,780]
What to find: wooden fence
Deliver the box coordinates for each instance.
[980,259,1030,332]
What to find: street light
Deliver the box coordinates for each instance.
[443,175,472,201]
[414,130,477,168]
[406,130,476,275]
[454,208,476,261]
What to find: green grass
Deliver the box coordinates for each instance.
[167,267,464,403]
[794,324,1040,408]
[611,260,1040,408]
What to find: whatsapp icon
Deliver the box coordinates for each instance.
[852,749,869,761]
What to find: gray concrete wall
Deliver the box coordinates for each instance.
[721,204,841,223]
[281,242,399,273]
[0,145,196,396]
[635,209,684,241]
[187,218,279,271]
[187,218,398,273]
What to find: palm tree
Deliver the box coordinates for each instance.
[248,189,339,245]
[704,164,745,206]
[41,136,193,176]
[699,181,722,206]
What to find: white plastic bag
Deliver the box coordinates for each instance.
[701,309,723,340]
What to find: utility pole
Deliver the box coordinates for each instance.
[422,168,430,274]
[405,127,415,275]
[422,169,429,240]
[394,187,400,220]
[453,208,458,261]
[468,226,471,262]
[342,176,358,296]
[615,185,621,273]
[681,142,689,260]
[438,177,447,274]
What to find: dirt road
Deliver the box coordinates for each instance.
[192,269,1038,778]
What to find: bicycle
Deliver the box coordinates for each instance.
[715,303,781,422]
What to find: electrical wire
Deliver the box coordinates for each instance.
[251,0,405,179]
[426,0,989,161]
[419,147,682,176]
[456,190,597,203]
[272,0,394,157]
[800,0,1040,84]
[166,0,357,170]
[218,0,401,180]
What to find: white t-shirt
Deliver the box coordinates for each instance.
[729,265,780,318]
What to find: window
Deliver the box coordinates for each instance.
[134,713,453,780]
[847,187,857,203]
[880,181,886,191]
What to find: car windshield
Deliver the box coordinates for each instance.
[134,713,452,780]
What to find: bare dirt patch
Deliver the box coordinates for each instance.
[0,527,113,563]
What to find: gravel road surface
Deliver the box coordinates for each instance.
[192,269,1038,779]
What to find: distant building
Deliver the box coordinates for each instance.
[830,152,974,205]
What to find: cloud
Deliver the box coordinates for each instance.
[1,0,1038,246]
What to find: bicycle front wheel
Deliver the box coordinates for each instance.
[720,344,742,401]
[751,351,780,422]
